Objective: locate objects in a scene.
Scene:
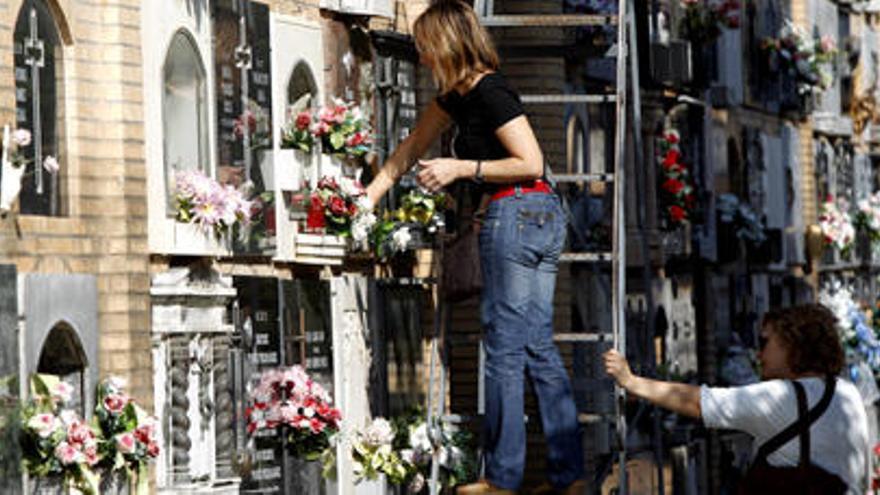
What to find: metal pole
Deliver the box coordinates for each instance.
[613,0,630,492]
[27,8,43,195]
[237,1,252,183]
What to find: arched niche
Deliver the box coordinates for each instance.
[287,60,318,110]
[23,274,98,417]
[37,321,88,415]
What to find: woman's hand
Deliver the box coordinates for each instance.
[603,349,634,389]
[416,158,466,192]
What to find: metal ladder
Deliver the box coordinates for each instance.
[467,0,643,492]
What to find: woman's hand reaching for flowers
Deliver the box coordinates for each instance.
[416,158,466,192]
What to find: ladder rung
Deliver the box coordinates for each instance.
[552,173,614,183]
[521,94,616,104]
[480,14,618,27]
[560,252,614,262]
[554,332,613,343]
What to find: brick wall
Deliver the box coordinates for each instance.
[0,0,152,406]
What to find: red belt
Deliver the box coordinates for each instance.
[490,179,553,202]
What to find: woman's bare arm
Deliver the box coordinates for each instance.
[604,349,703,419]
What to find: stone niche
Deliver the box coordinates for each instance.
[151,262,240,495]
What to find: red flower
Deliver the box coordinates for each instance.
[662,178,685,195]
[295,112,311,130]
[873,443,880,457]
[669,205,687,222]
[328,196,347,216]
[662,149,680,168]
[665,132,679,144]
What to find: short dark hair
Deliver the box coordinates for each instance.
[762,304,844,376]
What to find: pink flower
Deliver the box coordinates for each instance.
[55,442,82,465]
[83,441,100,466]
[52,381,74,404]
[115,432,136,454]
[309,418,326,434]
[67,420,94,445]
[103,394,128,414]
[134,421,157,445]
[42,155,59,174]
[147,442,160,458]
[12,128,31,147]
[27,413,59,438]
[820,34,836,54]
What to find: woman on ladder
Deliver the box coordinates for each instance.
[365,1,585,494]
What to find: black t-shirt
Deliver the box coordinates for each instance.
[435,72,524,161]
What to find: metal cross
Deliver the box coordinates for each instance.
[236,0,252,182]
[24,7,45,195]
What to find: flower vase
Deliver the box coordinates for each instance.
[31,476,67,495]
[285,457,325,495]
[276,149,305,191]
[305,200,326,232]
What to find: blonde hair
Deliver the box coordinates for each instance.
[413,0,500,93]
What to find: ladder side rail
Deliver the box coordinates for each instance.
[613,0,630,493]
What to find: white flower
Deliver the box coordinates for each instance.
[351,212,376,246]
[12,128,31,147]
[42,155,59,174]
[390,226,412,252]
[361,417,395,447]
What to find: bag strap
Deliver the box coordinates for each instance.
[754,376,837,466]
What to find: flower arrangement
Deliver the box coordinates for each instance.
[656,128,696,227]
[762,20,837,97]
[819,196,856,254]
[716,193,766,244]
[172,170,253,239]
[856,191,880,242]
[351,417,410,485]
[298,175,374,238]
[93,376,159,494]
[392,408,477,493]
[19,375,100,494]
[310,99,372,158]
[819,281,880,383]
[245,366,342,461]
[3,127,59,173]
[679,0,740,46]
[281,107,316,153]
[370,189,448,260]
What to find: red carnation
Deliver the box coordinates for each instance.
[662,149,680,168]
[669,205,687,222]
[295,111,311,130]
[662,178,685,195]
[329,196,347,216]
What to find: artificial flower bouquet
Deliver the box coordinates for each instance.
[311,99,372,159]
[281,107,317,153]
[351,417,410,485]
[392,408,477,493]
[172,170,253,240]
[679,0,740,46]
[819,195,855,255]
[656,128,696,227]
[297,175,374,238]
[856,191,880,242]
[762,20,837,97]
[3,127,60,173]
[370,189,448,260]
[19,374,100,494]
[245,366,342,461]
[93,376,159,493]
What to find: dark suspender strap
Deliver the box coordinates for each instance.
[754,376,836,466]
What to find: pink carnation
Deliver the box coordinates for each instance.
[55,442,82,465]
[103,393,128,414]
[115,432,137,454]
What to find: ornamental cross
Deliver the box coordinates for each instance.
[25,7,44,194]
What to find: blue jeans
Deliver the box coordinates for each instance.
[478,191,584,490]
